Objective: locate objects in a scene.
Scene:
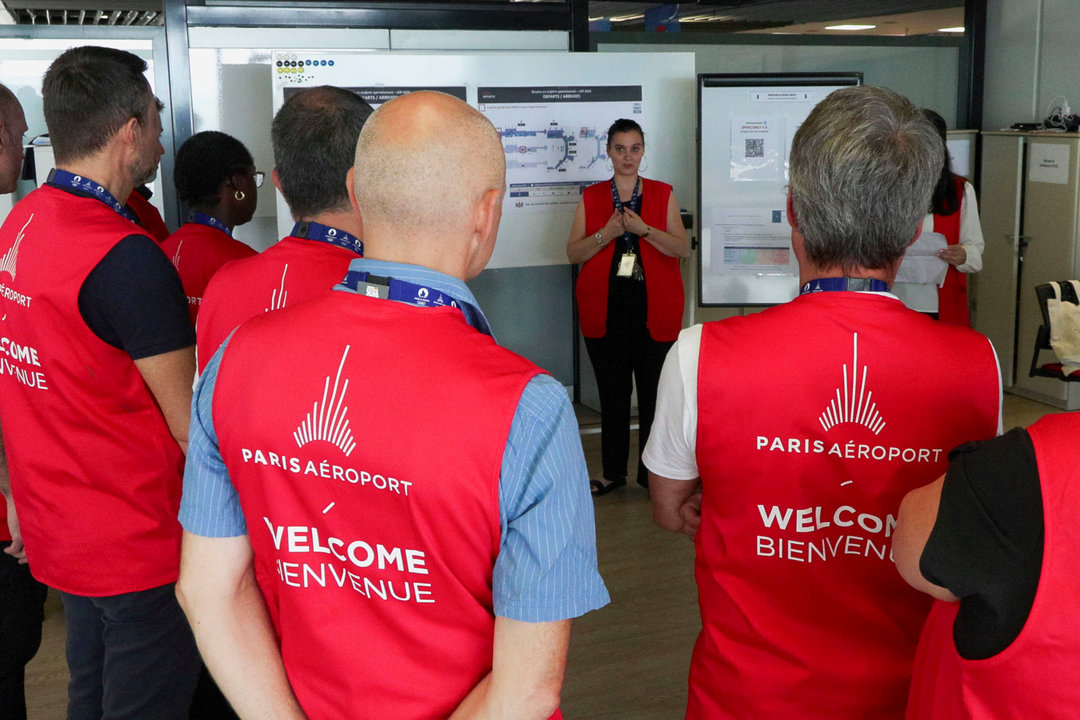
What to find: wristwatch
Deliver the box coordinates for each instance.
[640,226,651,238]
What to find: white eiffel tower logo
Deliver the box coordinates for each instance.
[294,345,357,456]
[819,333,886,435]
[0,213,32,280]
[267,264,288,312]
[170,239,183,270]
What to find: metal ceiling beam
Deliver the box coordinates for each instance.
[4,0,159,9]
[185,2,570,30]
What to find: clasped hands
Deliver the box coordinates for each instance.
[600,208,649,243]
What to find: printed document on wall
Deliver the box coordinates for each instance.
[479,85,643,213]
[729,115,784,182]
[709,207,795,276]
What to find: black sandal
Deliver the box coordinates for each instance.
[590,477,626,496]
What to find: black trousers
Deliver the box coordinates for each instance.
[0,542,48,720]
[61,583,201,720]
[584,277,673,486]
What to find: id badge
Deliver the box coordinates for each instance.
[617,252,637,278]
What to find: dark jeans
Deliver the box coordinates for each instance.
[60,583,200,720]
[0,543,48,720]
[189,664,240,720]
[584,277,674,486]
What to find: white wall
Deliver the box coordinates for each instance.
[983,0,1080,131]
[600,41,961,127]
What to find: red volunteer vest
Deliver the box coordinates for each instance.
[161,222,256,325]
[213,291,552,720]
[0,185,184,595]
[196,235,358,371]
[907,412,1080,720]
[692,291,999,720]
[575,177,684,341]
[125,188,170,243]
[935,177,969,327]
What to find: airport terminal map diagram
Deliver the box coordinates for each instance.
[283,85,468,108]
[478,86,643,213]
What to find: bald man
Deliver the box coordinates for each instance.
[176,92,609,720]
[0,83,48,720]
[0,84,26,195]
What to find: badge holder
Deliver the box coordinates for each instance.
[617,252,637,278]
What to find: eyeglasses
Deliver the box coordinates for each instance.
[252,171,265,188]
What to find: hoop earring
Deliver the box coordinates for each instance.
[234,190,245,201]
[640,156,649,173]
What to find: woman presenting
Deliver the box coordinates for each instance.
[567,119,690,496]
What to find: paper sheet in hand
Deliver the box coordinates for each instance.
[895,231,948,285]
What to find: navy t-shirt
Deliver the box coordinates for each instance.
[50,183,194,359]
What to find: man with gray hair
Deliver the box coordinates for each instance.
[177,91,608,719]
[644,86,1001,719]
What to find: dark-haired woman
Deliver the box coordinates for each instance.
[893,110,983,326]
[567,119,690,496]
[161,131,259,325]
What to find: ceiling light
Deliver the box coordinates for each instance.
[825,24,877,31]
[939,26,965,33]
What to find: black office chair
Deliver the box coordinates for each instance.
[1029,281,1080,382]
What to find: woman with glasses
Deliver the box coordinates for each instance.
[567,118,690,496]
[161,130,261,325]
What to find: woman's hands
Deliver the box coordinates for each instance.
[937,245,967,267]
[621,207,650,237]
[599,210,625,245]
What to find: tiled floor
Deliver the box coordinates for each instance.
[23,394,1066,718]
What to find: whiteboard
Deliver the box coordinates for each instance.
[270,51,696,269]
[698,73,861,306]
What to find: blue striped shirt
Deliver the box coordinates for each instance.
[180,258,609,622]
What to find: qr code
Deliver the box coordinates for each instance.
[745,138,765,158]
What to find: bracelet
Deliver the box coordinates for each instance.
[640,226,651,238]
[594,231,604,247]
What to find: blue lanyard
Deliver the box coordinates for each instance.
[610,177,642,247]
[800,277,891,295]
[48,169,137,223]
[610,176,641,213]
[341,269,492,337]
[187,212,231,236]
[292,221,363,256]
